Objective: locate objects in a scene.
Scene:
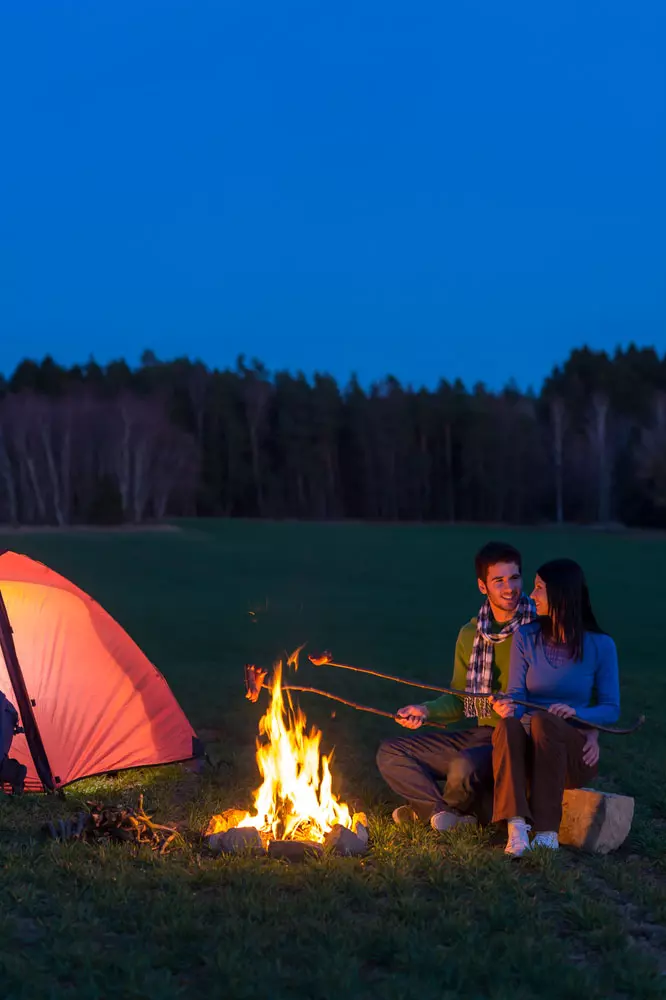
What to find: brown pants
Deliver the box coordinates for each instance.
[492,712,598,832]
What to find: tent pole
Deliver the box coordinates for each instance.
[0,588,56,793]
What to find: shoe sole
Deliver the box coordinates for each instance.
[431,816,478,833]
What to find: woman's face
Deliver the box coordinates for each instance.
[531,574,549,617]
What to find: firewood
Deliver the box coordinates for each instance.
[42,797,183,853]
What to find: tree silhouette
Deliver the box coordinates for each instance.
[0,343,664,527]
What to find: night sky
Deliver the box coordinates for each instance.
[1,0,664,390]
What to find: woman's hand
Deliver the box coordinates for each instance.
[548,703,576,719]
[489,695,515,719]
[395,704,429,729]
[582,730,600,767]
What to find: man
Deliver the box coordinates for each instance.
[376,541,599,832]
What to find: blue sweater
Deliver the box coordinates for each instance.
[507,623,620,725]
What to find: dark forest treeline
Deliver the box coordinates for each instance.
[1,345,666,527]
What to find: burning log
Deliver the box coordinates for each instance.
[214,656,357,846]
[205,808,248,835]
[211,653,369,854]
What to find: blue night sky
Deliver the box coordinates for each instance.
[1,0,664,391]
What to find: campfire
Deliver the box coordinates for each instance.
[206,650,368,858]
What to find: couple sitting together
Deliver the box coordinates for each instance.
[376,541,620,857]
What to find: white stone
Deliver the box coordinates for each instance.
[207,826,264,855]
[324,824,368,856]
[353,822,369,848]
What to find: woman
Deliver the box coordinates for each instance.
[490,558,620,856]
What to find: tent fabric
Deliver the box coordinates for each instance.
[0,551,199,792]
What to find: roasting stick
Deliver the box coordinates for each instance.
[308,653,645,737]
[282,685,448,729]
[243,665,447,728]
[243,662,643,735]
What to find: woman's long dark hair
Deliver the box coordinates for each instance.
[536,558,605,660]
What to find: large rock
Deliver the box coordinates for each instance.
[559,788,634,854]
[324,824,368,856]
[267,840,324,862]
[207,827,265,855]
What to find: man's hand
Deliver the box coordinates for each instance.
[548,703,576,719]
[489,695,515,719]
[395,704,429,729]
[582,730,600,767]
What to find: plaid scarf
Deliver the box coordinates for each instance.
[464,595,537,718]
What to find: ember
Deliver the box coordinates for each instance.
[207,650,364,849]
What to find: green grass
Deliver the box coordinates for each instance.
[0,519,665,999]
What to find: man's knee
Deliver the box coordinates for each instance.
[447,752,474,780]
[376,738,407,778]
[446,750,490,792]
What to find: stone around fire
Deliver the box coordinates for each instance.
[207,827,264,855]
[267,840,324,862]
[353,813,369,848]
[324,824,368,856]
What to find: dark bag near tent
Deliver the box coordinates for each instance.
[0,690,25,793]
[0,690,18,759]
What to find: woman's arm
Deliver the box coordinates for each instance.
[575,635,620,725]
[503,628,530,720]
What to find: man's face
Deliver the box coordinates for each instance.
[478,561,522,616]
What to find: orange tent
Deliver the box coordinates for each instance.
[0,551,201,792]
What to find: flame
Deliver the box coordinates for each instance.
[208,650,352,843]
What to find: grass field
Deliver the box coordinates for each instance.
[0,519,665,999]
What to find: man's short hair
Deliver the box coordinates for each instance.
[475,541,522,583]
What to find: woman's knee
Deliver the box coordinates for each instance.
[530,711,561,740]
[492,716,523,744]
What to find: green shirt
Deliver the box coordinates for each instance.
[423,617,515,728]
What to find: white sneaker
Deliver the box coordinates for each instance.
[430,810,478,833]
[505,819,532,857]
[532,831,559,850]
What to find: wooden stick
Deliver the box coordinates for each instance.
[275,684,449,729]
[502,698,644,736]
[308,653,645,736]
[309,653,458,695]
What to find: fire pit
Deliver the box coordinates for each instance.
[206,653,368,860]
